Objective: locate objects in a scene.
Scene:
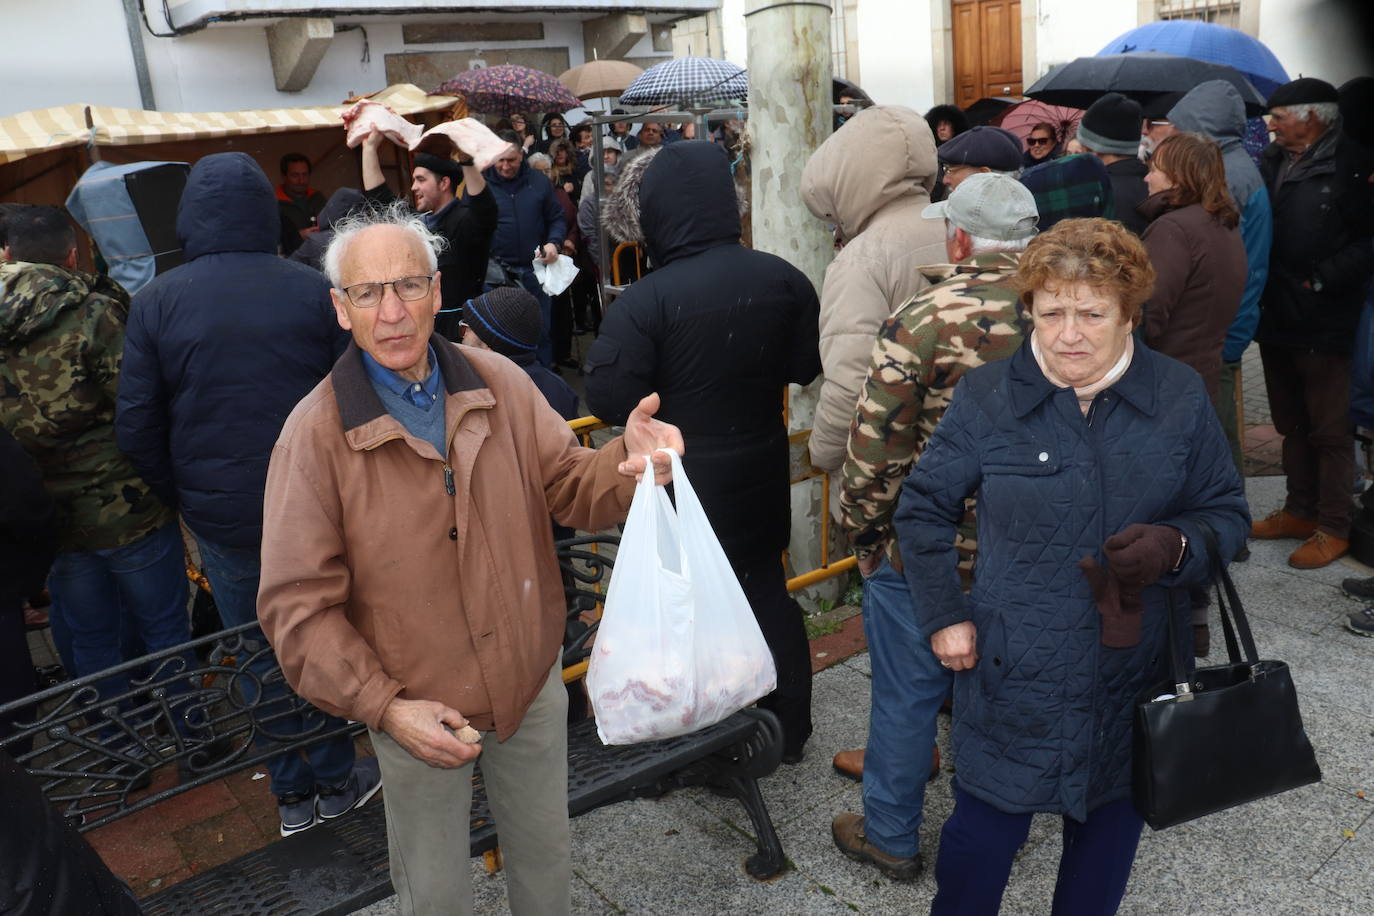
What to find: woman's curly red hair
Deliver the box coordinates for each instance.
[1015,218,1156,326]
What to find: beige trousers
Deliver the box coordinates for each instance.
[369,660,570,916]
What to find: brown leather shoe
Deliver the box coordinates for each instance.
[832,747,941,783]
[832,749,864,782]
[1193,623,1210,658]
[1288,530,1349,569]
[1250,509,1318,540]
[831,812,923,881]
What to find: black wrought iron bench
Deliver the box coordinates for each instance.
[0,534,785,915]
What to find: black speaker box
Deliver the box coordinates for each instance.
[123,163,190,276]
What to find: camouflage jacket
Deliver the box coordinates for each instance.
[839,252,1029,571]
[0,262,172,550]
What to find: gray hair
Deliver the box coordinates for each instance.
[528,152,552,170]
[1275,102,1339,127]
[946,219,1033,254]
[321,201,447,289]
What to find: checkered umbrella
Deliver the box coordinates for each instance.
[435,65,582,117]
[618,57,748,107]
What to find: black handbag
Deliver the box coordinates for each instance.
[1131,527,1321,830]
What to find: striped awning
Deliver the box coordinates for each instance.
[0,84,456,166]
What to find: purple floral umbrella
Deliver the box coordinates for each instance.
[435,65,582,117]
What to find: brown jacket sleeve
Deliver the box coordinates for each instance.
[526,382,636,530]
[257,438,404,731]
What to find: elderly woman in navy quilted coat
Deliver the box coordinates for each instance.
[893,219,1249,915]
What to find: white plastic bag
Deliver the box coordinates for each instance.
[587,449,777,745]
[532,253,579,296]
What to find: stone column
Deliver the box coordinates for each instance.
[745,0,838,611]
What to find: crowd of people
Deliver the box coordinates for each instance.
[0,70,1371,916]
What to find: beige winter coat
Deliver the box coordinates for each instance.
[800,105,947,472]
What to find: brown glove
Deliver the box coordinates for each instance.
[1079,556,1145,647]
[1103,524,1182,587]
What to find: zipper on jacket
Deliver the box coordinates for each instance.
[443,463,455,495]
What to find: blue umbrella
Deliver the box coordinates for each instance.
[1098,21,1289,98]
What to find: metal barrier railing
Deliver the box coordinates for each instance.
[610,241,643,287]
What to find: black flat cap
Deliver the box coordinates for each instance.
[937,126,1024,172]
[1268,77,1339,109]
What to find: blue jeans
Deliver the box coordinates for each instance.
[860,557,953,858]
[195,536,355,798]
[47,522,193,692]
[932,786,1144,915]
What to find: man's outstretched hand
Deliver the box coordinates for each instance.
[619,393,685,483]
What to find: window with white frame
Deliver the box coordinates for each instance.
[830,0,860,82]
[831,5,849,80]
[1157,0,1243,29]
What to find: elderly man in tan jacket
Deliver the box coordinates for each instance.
[257,206,683,916]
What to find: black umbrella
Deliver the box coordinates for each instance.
[963,96,1020,126]
[1026,51,1266,116]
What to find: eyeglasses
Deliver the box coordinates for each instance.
[1027,136,1053,146]
[1147,120,1172,128]
[340,275,434,308]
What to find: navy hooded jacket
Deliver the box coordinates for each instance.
[116,152,350,549]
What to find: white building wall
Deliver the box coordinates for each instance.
[1029,0,1141,79]
[139,17,592,113]
[720,0,749,66]
[1258,0,1371,88]
[2,3,669,117]
[2,0,145,116]
[856,0,938,112]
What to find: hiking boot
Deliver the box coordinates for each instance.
[278,791,317,837]
[1288,531,1349,569]
[1347,606,1374,637]
[316,757,383,822]
[831,812,922,881]
[1250,510,1318,541]
[1342,577,1374,601]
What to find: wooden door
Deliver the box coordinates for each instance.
[951,0,1023,109]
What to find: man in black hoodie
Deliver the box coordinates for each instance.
[584,141,823,761]
[116,152,376,838]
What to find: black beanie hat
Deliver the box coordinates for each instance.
[465,287,542,357]
[1077,92,1144,157]
[1268,77,1339,110]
